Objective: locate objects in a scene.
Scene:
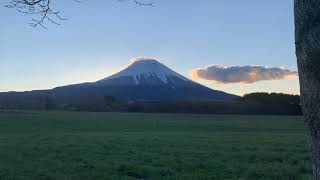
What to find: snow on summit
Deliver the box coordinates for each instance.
[99,57,189,84]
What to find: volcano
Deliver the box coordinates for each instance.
[97,58,190,86]
[50,58,237,101]
[0,58,238,111]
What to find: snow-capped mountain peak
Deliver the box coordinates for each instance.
[98,58,189,85]
[50,57,237,101]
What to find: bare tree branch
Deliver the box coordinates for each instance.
[6,0,154,28]
[6,0,67,28]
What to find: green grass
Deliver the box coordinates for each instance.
[0,111,312,180]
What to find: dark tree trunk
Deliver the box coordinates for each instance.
[294,0,320,179]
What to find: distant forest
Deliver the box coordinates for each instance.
[125,93,301,115]
[0,92,301,115]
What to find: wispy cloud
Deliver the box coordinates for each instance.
[130,57,156,63]
[191,65,298,84]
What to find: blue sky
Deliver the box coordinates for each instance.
[0,0,299,95]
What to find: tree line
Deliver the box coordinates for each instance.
[0,92,301,115]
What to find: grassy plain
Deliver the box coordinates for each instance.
[0,111,312,179]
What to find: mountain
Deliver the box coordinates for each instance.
[0,58,238,110]
[52,58,237,101]
[97,58,190,86]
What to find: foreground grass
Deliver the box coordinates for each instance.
[0,111,312,180]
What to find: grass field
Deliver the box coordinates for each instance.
[0,111,312,180]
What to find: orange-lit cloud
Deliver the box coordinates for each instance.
[130,57,156,63]
[110,57,156,74]
[191,65,298,84]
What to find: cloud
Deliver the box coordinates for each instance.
[191,65,298,84]
[130,57,157,63]
[109,57,157,74]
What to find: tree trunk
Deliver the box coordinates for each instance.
[294,0,320,179]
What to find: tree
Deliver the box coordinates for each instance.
[6,0,154,28]
[104,95,116,111]
[43,95,56,110]
[295,0,320,179]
